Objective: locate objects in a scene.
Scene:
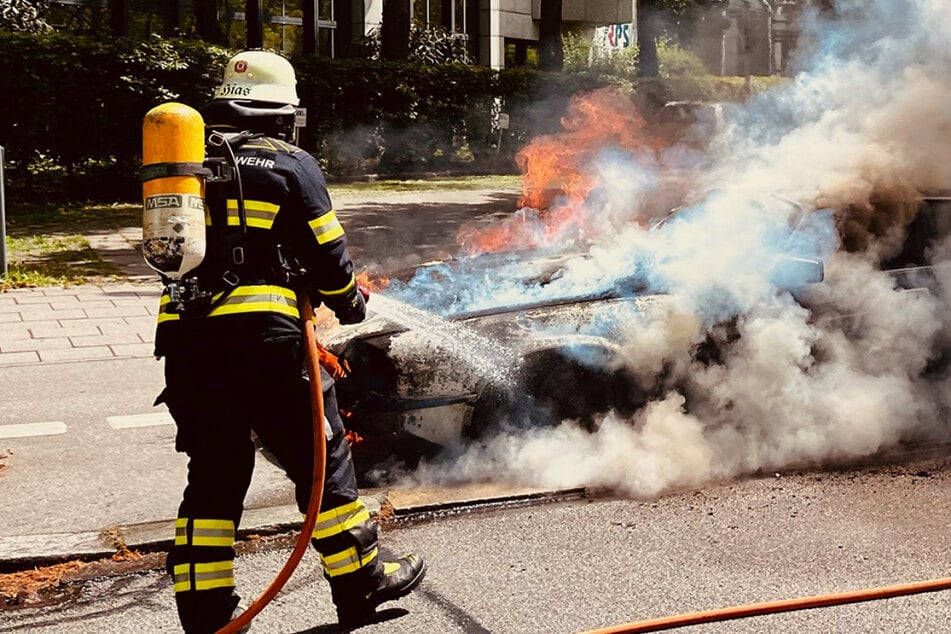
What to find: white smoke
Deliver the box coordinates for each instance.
[392,0,951,497]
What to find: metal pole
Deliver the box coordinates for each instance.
[0,145,7,277]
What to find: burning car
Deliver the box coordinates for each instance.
[314,189,951,484]
[298,2,951,495]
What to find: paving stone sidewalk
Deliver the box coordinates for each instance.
[0,228,161,367]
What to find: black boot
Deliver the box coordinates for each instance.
[175,588,242,634]
[229,603,252,633]
[334,553,427,626]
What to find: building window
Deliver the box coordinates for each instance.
[262,0,304,53]
[48,0,335,56]
[410,0,467,32]
[505,39,538,68]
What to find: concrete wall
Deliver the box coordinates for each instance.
[541,0,633,24]
[479,0,506,68]
[498,0,536,40]
[721,0,772,76]
[692,0,774,76]
[477,0,633,67]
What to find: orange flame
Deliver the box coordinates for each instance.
[458,87,661,255]
[356,271,391,292]
[345,429,364,446]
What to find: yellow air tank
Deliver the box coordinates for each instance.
[141,102,207,279]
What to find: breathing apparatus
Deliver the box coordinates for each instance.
[140,102,232,313]
[140,50,305,314]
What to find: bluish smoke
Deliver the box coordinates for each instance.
[799,0,924,71]
[385,0,941,342]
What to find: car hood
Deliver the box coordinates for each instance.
[318,291,689,400]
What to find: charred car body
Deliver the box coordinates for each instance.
[320,193,951,483]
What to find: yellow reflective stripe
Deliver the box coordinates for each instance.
[320,546,379,577]
[228,199,280,214]
[192,519,235,547]
[193,519,235,530]
[157,286,300,322]
[206,285,299,319]
[194,561,235,590]
[173,563,191,592]
[158,294,180,323]
[308,209,345,244]
[318,274,356,297]
[312,500,371,540]
[226,199,280,229]
[175,518,188,546]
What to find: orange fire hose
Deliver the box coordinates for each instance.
[217,295,327,633]
[581,576,951,634]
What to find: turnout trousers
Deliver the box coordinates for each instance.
[158,340,384,633]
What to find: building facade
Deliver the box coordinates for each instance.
[46,0,635,69]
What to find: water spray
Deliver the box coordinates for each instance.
[367,293,518,389]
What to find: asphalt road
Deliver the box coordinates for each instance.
[2,458,951,633]
[3,185,951,632]
[0,356,300,537]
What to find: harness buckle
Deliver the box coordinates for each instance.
[208,132,226,148]
[232,247,245,265]
[222,271,240,287]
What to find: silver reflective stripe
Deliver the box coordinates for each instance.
[195,568,232,583]
[204,286,300,319]
[319,545,379,577]
[312,500,369,540]
[193,561,235,590]
[226,199,279,229]
[323,549,362,572]
[217,293,295,308]
[193,528,232,539]
[309,210,345,244]
[191,527,234,547]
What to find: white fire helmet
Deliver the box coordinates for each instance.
[213,50,300,106]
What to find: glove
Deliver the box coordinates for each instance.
[334,287,366,325]
[358,285,370,303]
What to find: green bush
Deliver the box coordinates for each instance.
[0,32,230,199]
[632,38,786,114]
[0,0,51,33]
[656,37,709,78]
[0,32,631,201]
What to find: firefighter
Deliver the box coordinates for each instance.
[152,50,426,633]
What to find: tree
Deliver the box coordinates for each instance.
[637,0,723,77]
[0,0,51,32]
[538,0,563,71]
[194,0,226,44]
[381,0,410,61]
[637,0,662,77]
